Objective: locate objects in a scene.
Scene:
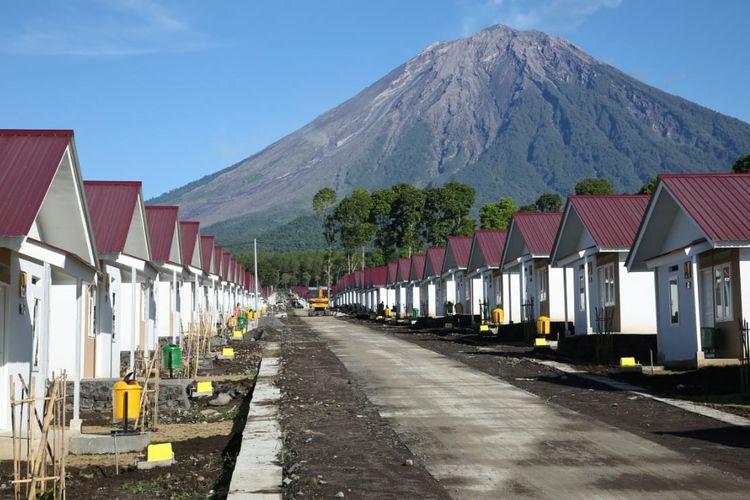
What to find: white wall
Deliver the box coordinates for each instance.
[547,266,573,322]
[740,249,750,326]
[48,283,78,376]
[618,254,657,333]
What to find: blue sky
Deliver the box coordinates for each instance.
[1,0,748,198]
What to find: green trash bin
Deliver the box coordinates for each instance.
[237,315,247,330]
[412,308,420,317]
[162,344,181,376]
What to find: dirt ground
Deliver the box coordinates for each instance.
[342,318,750,482]
[0,331,264,500]
[277,314,450,499]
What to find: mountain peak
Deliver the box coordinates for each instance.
[152,26,750,249]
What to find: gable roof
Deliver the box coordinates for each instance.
[511,212,562,258]
[84,181,147,257]
[409,254,425,281]
[396,257,411,282]
[0,130,73,237]
[423,247,446,278]
[213,245,223,276]
[179,221,202,270]
[386,261,399,285]
[660,173,750,243]
[442,236,473,274]
[371,266,387,287]
[571,195,650,250]
[145,206,182,265]
[200,235,215,274]
[222,252,231,281]
[468,229,507,271]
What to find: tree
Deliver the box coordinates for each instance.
[421,182,476,246]
[334,189,375,272]
[638,177,658,195]
[370,187,398,262]
[575,178,613,195]
[518,204,536,212]
[388,184,426,256]
[535,193,562,212]
[732,154,750,173]
[479,197,516,230]
[312,187,337,290]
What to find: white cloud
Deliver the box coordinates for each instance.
[459,0,623,35]
[2,0,215,56]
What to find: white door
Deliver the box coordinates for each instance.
[699,268,715,328]
[0,286,6,429]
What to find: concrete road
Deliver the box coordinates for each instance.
[301,316,749,499]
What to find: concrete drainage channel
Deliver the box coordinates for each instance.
[228,341,283,499]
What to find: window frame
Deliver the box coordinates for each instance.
[598,263,616,307]
[714,262,733,322]
[668,274,680,326]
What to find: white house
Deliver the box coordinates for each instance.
[0,129,99,432]
[406,254,425,317]
[440,236,473,316]
[502,212,573,331]
[385,261,400,313]
[551,195,656,336]
[145,206,183,344]
[420,247,445,318]
[369,266,389,311]
[394,258,411,317]
[627,173,750,368]
[179,221,203,333]
[466,230,510,322]
[83,180,156,377]
[199,235,219,329]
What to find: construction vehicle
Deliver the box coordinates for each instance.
[307,287,330,316]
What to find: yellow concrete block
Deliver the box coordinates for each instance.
[147,442,173,462]
[534,338,548,347]
[444,323,453,329]
[196,381,213,393]
[620,357,637,367]
[479,324,489,332]
[233,330,243,338]
[222,347,235,357]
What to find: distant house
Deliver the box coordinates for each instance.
[627,174,750,367]
[466,229,509,321]
[199,235,219,326]
[369,266,388,311]
[145,206,183,344]
[551,195,656,336]
[420,247,445,318]
[84,180,155,377]
[502,212,573,330]
[440,236,473,315]
[406,254,425,316]
[385,261,399,312]
[179,221,203,333]
[0,129,99,432]
[394,257,411,317]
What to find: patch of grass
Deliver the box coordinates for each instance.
[121,480,157,494]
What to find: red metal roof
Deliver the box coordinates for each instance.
[179,221,200,268]
[387,261,399,285]
[222,252,231,281]
[473,229,507,267]
[83,181,141,255]
[660,173,750,242]
[410,254,425,281]
[424,247,446,277]
[447,236,473,269]
[513,212,563,256]
[397,257,411,282]
[0,130,73,237]
[371,266,387,287]
[569,195,650,250]
[200,236,215,273]
[145,205,180,264]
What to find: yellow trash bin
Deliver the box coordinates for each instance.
[112,380,142,421]
[492,307,504,324]
[537,316,550,335]
[384,308,391,318]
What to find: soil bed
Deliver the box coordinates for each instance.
[346,317,750,481]
[0,332,264,500]
[278,313,450,499]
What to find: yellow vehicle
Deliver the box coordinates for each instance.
[308,287,330,316]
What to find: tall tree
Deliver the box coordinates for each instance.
[334,189,375,272]
[421,182,476,246]
[370,187,398,262]
[389,184,426,256]
[732,154,750,173]
[535,193,562,212]
[575,178,613,195]
[312,187,337,290]
[479,197,516,230]
[638,177,658,195]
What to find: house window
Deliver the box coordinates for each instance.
[668,276,679,325]
[537,269,548,302]
[714,263,733,322]
[578,265,585,312]
[598,264,616,307]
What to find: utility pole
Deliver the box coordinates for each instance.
[254,239,259,313]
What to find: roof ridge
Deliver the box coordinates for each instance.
[660,173,750,178]
[0,129,74,137]
[84,180,142,186]
[570,194,649,199]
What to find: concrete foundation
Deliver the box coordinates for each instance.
[69,431,151,455]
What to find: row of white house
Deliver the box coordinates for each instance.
[334,173,750,370]
[0,129,261,433]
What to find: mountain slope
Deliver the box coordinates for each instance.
[152,25,750,248]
